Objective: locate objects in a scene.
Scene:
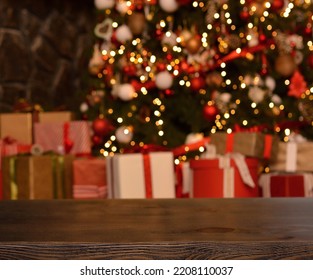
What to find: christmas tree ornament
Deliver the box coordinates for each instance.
[249,1,266,17]
[123,64,137,76]
[94,0,115,10]
[92,134,103,146]
[270,0,285,12]
[115,126,133,143]
[265,76,276,92]
[185,35,202,54]
[179,29,192,46]
[94,19,113,40]
[203,104,219,121]
[92,117,114,136]
[161,31,178,47]
[116,1,129,14]
[155,71,173,90]
[205,72,223,88]
[117,83,136,101]
[288,70,307,99]
[271,94,282,105]
[159,0,179,13]
[275,54,297,77]
[248,86,266,103]
[190,76,206,92]
[185,133,204,144]
[128,12,146,35]
[115,25,133,43]
[80,102,89,113]
[88,44,105,75]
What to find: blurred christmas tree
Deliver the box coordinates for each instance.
[81,0,313,155]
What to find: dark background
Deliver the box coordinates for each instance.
[0,0,95,112]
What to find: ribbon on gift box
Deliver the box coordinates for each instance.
[218,153,255,197]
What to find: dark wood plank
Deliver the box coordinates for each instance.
[0,198,313,259]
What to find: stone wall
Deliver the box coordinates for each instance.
[0,0,95,112]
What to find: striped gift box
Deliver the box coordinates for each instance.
[34,121,91,155]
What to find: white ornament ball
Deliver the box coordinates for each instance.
[159,0,179,13]
[161,32,178,47]
[271,94,282,105]
[80,102,89,113]
[248,86,266,104]
[218,92,232,103]
[115,126,133,144]
[94,0,115,10]
[117,83,135,101]
[116,1,129,14]
[185,133,204,144]
[115,25,133,43]
[265,76,276,92]
[155,71,173,90]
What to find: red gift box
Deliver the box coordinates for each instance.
[190,156,260,198]
[72,157,107,199]
[259,173,313,197]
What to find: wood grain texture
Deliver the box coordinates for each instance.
[0,198,313,259]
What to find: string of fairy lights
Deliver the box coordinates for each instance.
[85,0,313,157]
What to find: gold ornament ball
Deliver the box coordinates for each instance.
[128,12,146,35]
[206,72,223,87]
[186,36,202,54]
[275,54,297,77]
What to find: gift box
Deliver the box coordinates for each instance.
[72,157,107,199]
[2,155,74,200]
[34,121,91,155]
[107,152,176,199]
[38,111,73,123]
[210,132,278,160]
[259,173,313,197]
[0,113,33,145]
[190,155,260,198]
[269,142,313,172]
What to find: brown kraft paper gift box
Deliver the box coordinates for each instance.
[210,132,278,160]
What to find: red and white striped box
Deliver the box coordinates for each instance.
[34,121,91,155]
[72,157,107,199]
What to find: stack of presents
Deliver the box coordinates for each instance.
[0,111,312,200]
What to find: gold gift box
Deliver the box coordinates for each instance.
[0,113,33,144]
[2,155,74,200]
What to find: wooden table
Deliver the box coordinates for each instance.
[0,198,313,259]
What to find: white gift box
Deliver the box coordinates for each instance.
[106,152,176,199]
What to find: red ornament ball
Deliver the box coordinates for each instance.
[203,104,219,121]
[259,34,267,44]
[304,26,312,37]
[271,0,284,11]
[240,10,250,21]
[92,118,113,136]
[157,62,166,71]
[190,76,205,92]
[92,134,103,146]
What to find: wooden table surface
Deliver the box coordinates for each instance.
[0,198,313,259]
